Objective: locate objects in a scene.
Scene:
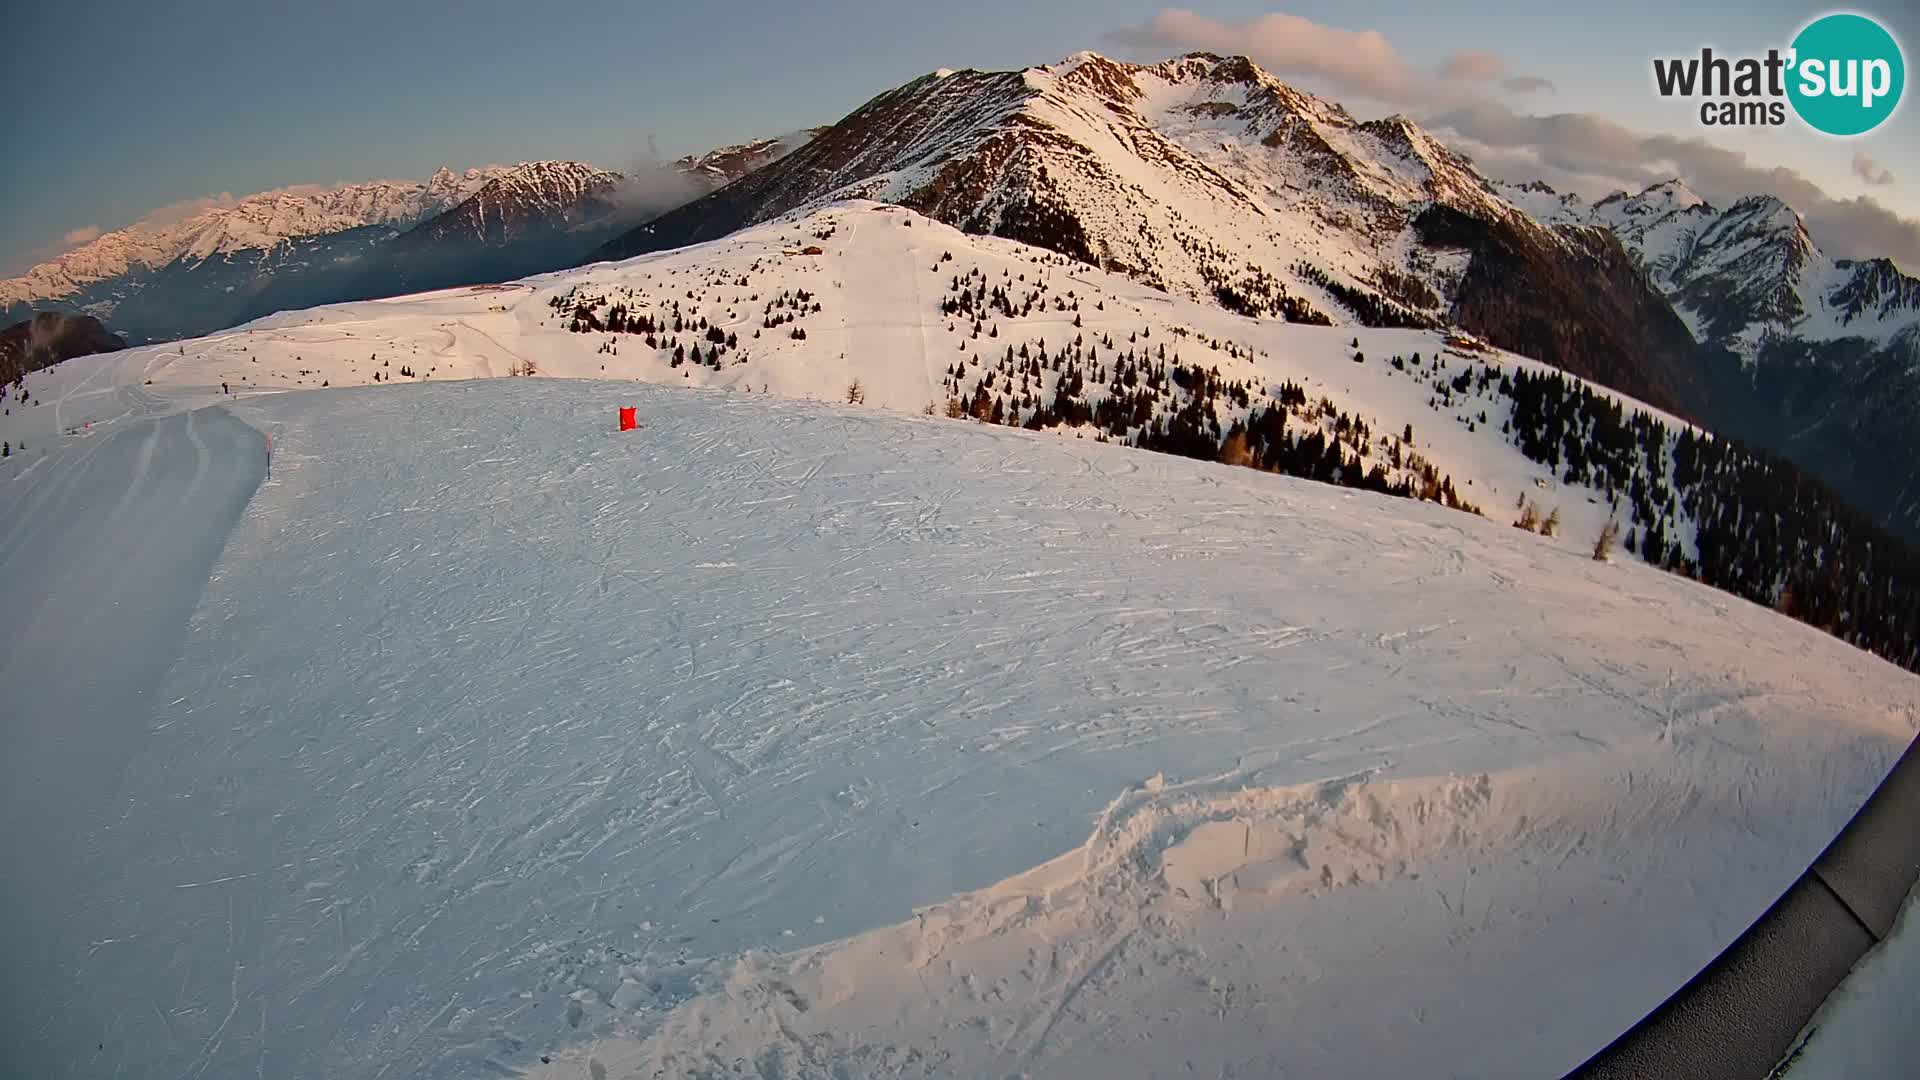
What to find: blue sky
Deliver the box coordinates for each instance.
[5,1,1916,274]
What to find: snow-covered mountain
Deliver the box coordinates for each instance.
[0,168,512,343]
[400,161,626,247]
[605,52,1509,317]
[0,168,506,311]
[597,51,1918,545]
[597,52,1706,418]
[1,145,800,345]
[1501,176,1920,541]
[1507,177,1920,356]
[674,129,826,188]
[359,161,634,298]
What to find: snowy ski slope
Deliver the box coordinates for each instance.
[2,372,1914,1079]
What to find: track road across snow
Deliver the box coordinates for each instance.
[0,406,264,1065]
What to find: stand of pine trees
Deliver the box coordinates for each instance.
[1291,261,1440,330]
[551,282,825,372]
[1499,366,1920,672]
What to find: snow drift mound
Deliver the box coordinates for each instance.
[529,750,1905,1079]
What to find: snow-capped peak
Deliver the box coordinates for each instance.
[1486,172,1918,361]
[603,48,1550,336]
[470,161,624,200]
[1649,178,1706,208]
[1591,180,1713,228]
[1727,194,1812,248]
[1630,178,1708,211]
[391,161,627,248]
[1043,50,1107,77]
[675,132,822,188]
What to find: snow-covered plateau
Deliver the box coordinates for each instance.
[1,203,1915,1079]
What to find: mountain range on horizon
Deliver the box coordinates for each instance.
[5,50,1919,543]
[0,132,821,347]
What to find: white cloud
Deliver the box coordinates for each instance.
[1853,151,1896,187]
[1106,8,1425,105]
[1502,75,1557,95]
[1109,10,1560,107]
[60,225,102,247]
[1439,50,1504,83]
[134,192,241,229]
[5,225,114,276]
[606,161,704,222]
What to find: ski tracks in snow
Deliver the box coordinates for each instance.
[11,379,1914,1080]
[0,406,266,1079]
[530,758,1836,1079]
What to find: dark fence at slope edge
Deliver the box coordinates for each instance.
[1564,733,1920,1080]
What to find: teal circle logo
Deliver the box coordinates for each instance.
[1787,13,1905,135]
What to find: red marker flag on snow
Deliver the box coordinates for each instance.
[618,407,638,431]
